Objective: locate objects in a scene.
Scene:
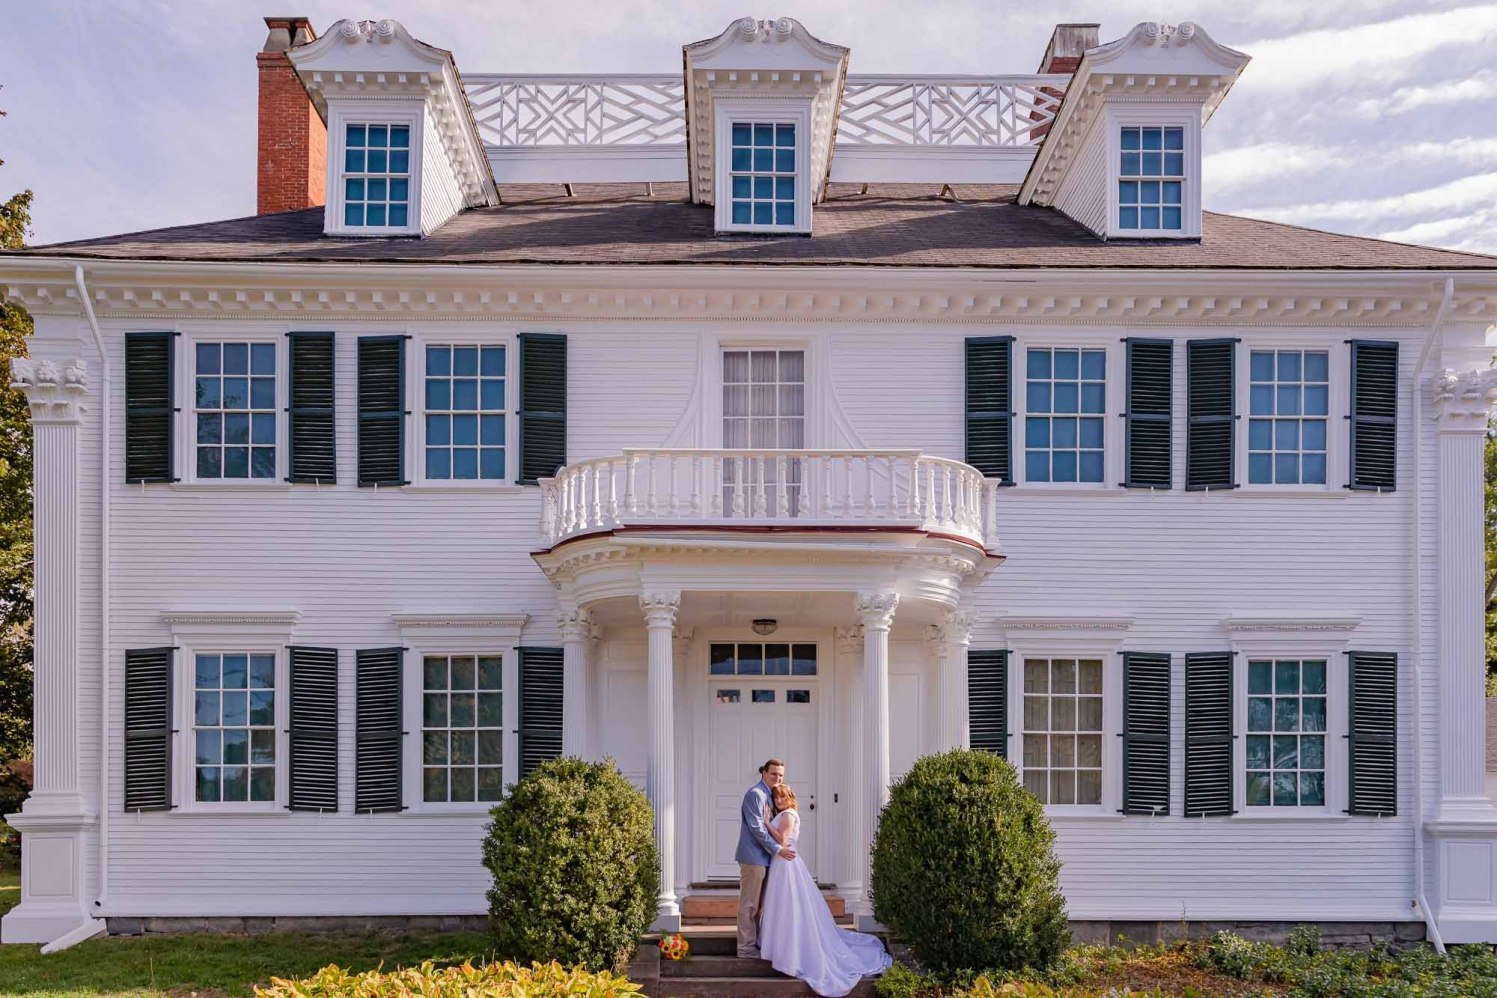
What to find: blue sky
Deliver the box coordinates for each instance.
[2,0,1495,253]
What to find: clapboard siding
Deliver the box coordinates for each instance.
[1052,120,1109,236]
[418,106,466,236]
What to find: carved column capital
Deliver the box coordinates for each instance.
[640,590,682,628]
[673,625,695,661]
[1433,367,1497,432]
[11,357,89,423]
[834,624,864,656]
[558,607,592,642]
[855,592,899,631]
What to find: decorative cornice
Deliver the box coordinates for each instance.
[1433,367,1497,430]
[392,613,528,635]
[1223,616,1361,634]
[11,357,88,423]
[162,610,300,639]
[997,615,1134,633]
[855,591,899,629]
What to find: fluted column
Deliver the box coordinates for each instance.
[856,592,898,929]
[559,607,591,759]
[931,610,975,751]
[641,590,682,929]
[834,625,865,912]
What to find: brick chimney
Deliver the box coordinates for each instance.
[257,16,326,215]
[1030,23,1099,142]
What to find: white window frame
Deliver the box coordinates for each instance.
[1224,616,1359,819]
[707,338,818,448]
[1234,338,1348,495]
[409,331,521,489]
[999,616,1131,818]
[176,330,288,488]
[713,99,813,235]
[325,104,424,238]
[161,611,299,814]
[395,614,527,814]
[1013,336,1125,491]
[1104,107,1200,240]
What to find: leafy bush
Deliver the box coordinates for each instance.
[0,762,30,872]
[255,960,640,998]
[1284,923,1321,958]
[870,750,1071,976]
[1200,929,1497,997]
[483,758,658,973]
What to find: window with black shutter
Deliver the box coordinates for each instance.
[288,646,339,812]
[1124,339,1173,489]
[968,649,1009,758]
[1183,651,1233,816]
[355,647,403,812]
[965,337,1013,483]
[124,647,174,811]
[517,646,564,776]
[1186,339,1236,490]
[357,336,407,486]
[287,332,336,484]
[1349,341,1398,491]
[1121,652,1171,814]
[124,332,176,483]
[517,334,567,485]
[1348,651,1397,816]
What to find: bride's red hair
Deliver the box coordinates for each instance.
[772,784,798,812]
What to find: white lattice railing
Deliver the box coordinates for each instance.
[464,74,1066,150]
[539,449,1000,551]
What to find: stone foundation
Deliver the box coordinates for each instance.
[1066,920,1427,950]
[106,914,488,936]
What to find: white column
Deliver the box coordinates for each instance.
[931,610,975,751]
[559,607,591,759]
[640,590,682,930]
[2,358,100,945]
[834,625,865,912]
[855,591,898,930]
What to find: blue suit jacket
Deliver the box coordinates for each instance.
[736,780,778,867]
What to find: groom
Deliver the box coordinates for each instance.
[736,758,796,959]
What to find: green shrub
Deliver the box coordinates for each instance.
[869,750,1071,976]
[482,758,658,973]
[1285,923,1321,958]
[255,959,640,998]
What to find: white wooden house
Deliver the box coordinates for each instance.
[4,14,1497,951]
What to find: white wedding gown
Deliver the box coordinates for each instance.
[758,809,892,997]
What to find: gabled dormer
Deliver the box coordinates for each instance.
[1019,21,1250,240]
[684,17,849,235]
[287,18,497,237]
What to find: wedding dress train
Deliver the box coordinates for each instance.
[758,809,891,997]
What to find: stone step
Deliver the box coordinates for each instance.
[682,893,846,920]
[661,956,789,979]
[655,976,879,998]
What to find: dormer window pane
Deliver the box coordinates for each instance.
[344,123,412,228]
[1118,127,1184,232]
[730,122,797,228]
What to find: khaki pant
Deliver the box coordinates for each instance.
[736,862,769,957]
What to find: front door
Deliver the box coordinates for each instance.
[705,641,820,880]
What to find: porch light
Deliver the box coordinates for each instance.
[752,618,778,636]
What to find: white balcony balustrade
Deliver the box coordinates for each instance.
[539,449,1001,552]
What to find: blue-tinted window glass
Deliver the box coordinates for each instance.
[424,345,507,480]
[1025,348,1105,483]
[1245,659,1327,807]
[196,342,275,479]
[343,122,412,227]
[1118,127,1185,231]
[729,122,796,227]
[710,642,817,676]
[1248,350,1329,485]
[194,652,276,803]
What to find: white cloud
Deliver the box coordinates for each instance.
[1379,206,1497,256]
[1354,68,1497,116]
[1238,170,1497,224]
[1203,142,1347,193]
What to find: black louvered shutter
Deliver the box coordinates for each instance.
[124,332,176,483]
[288,646,339,812]
[287,332,337,484]
[1125,339,1173,489]
[355,647,403,812]
[965,337,1013,483]
[1349,341,1398,492]
[968,649,1009,758]
[357,336,407,486]
[1183,651,1233,816]
[1186,339,1235,491]
[124,647,174,811]
[1348,651,1397,816]
[1122,652,1171,814]
[518,334,567,485]
[518,646,564,776]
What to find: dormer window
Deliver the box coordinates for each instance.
[714,103,812,233]
[1118,127,1184,232]
[343,124,412,229]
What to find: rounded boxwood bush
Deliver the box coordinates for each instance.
[870,749,1071,975]
[483,757,659,973]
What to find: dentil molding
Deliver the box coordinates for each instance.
[10,357,88,422]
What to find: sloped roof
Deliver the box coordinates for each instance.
[11,184,1497,270]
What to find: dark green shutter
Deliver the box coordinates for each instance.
[965,337,1013,483]
[124,647,174,811]
[518,334,567,485]
[968,649,1009,758]
[124,332,176,483]
[288,646,339,812]
[518,646,564,776]
[287,332,337,484]
[1124,339,1173,489]
[1349,341,1398,492]
[1121,652,1171,814]
[357,336,407,486]
[1348,651,1397,816]
[355,647,403,812]
[1186,339,1236,491]
[1183,651,1233,817]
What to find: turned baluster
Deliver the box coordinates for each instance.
[776,455,789,518]
[732,456,746,517]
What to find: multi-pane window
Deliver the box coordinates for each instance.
[729,123,796,227]
[709,643,818,676]
[343,123,411,228]
[422,654,504,803]
[1022,658,1104,805]
[1025,348,1105,483]
[195,342,276,479]
[1118,126,1184,231]
[1245,659,1327,807]
[425,345,506,480]
[194,653,276,803]
[1249,350,1329,485]
[723,350,805,513]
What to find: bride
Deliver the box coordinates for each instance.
[758,783,892,997]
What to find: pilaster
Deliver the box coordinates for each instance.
[559,607,591,759]
[834,625,865,911]
[640,590,682,931]
[855,591,897,930]
[929,610,975,751]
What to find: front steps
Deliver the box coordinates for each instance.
[681,892,850,925]
[646,926,880,997]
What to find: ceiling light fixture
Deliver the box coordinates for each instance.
[751,618,778,636]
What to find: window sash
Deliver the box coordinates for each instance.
[192,341,279,481]
[422,344,510,482]
[419,654,506,804]
[1019,657,1105,806]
